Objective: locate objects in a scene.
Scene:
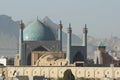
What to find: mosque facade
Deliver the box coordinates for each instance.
[16,18,88,66]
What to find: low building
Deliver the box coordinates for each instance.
[0,56,7,66]
[94,42,120,66]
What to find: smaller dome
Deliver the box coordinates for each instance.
[98,42,105,47]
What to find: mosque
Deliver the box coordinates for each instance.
[14,18,88,66]
[14,18,120,67]
[1,18,120,79]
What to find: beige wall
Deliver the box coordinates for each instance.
[31,51,65,66]
[1,66,120,79]
[14,54,19,66]
[0,67,4,76]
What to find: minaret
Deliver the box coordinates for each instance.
[58,21,63,51]
[19,20,24,65]
[66,24,72,64]
[82,24,88,60]
[94,42,106,64]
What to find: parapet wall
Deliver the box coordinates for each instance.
[1,66,120,79]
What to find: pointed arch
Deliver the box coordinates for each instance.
[33,46,48,51]
[27,46,48,65]
[73,52,84,63]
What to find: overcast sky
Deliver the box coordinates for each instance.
[0,0,120,38]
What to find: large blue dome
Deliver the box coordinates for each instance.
[23,19,55,41]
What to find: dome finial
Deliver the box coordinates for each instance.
[69,23,71,28]
[20,20,23,24]
[36,16,39,20]
[85,24,87,28]
[60,20,62,24]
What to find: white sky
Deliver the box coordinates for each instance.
[0,0,120,38]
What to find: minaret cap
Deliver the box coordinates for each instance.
[67,23,72,33]
[19,20,24,29]
[58,20,63,30]
[83,24,88,33]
